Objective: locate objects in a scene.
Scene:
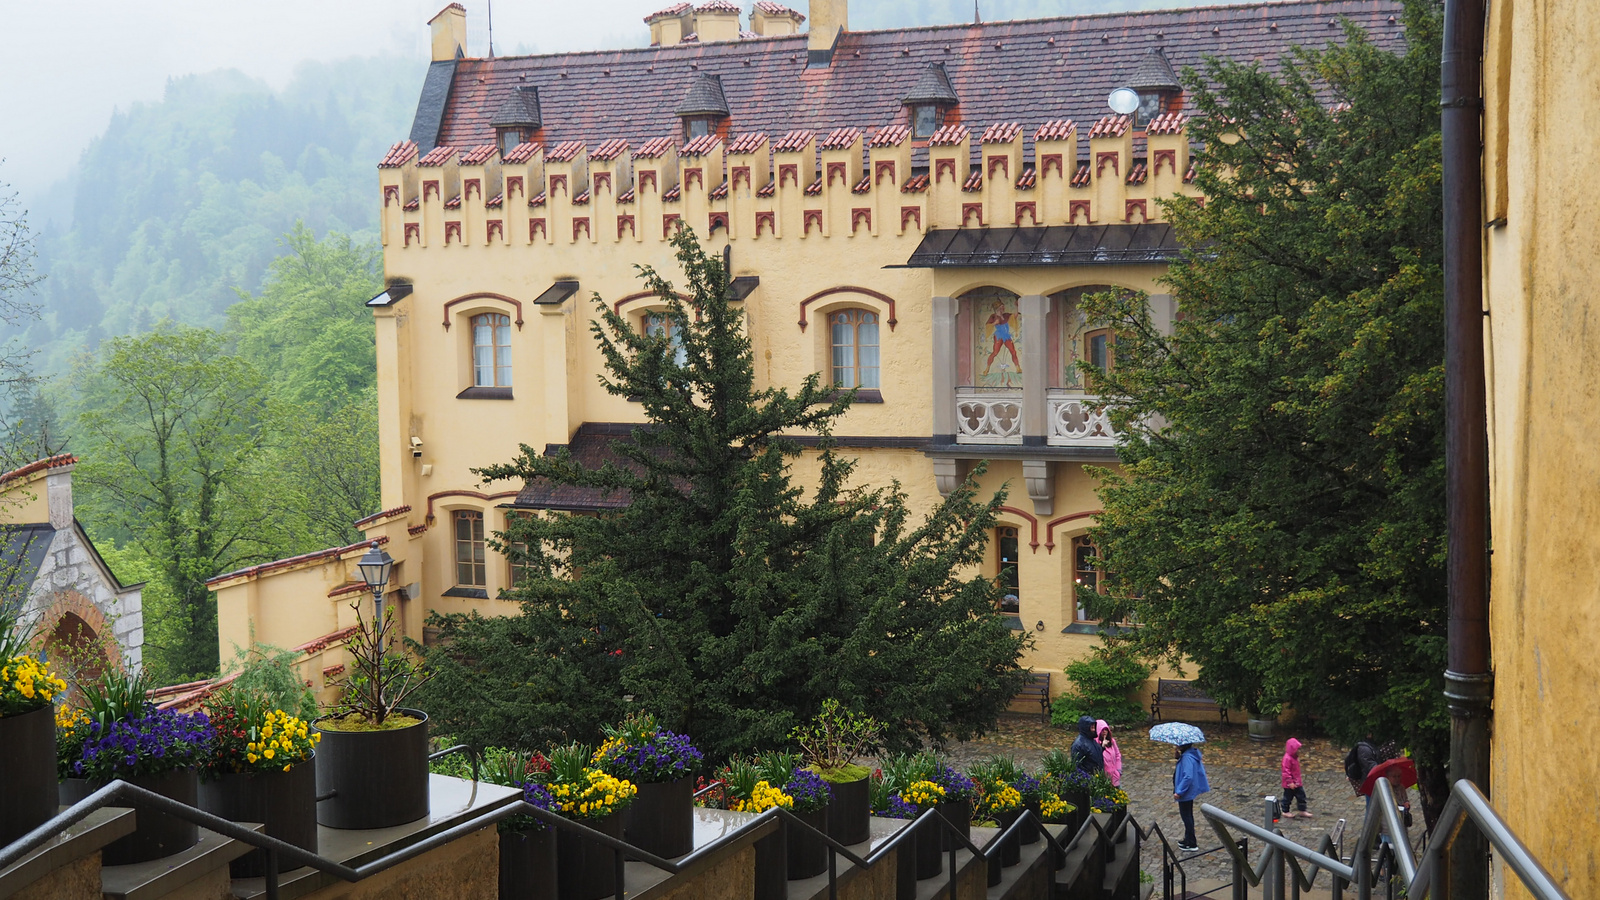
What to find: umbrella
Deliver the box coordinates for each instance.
[1359,757,1417,797]
[1148,722,1206,745]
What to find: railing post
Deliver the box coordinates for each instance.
[614,845,625,900]
[1232,838,1248,900]
[1264,796,1283,900]
[265,848,281,900]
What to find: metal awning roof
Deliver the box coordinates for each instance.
[901,224,1185,268]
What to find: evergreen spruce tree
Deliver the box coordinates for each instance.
[423,230,1027,757]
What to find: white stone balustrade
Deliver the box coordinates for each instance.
[1047,392,1118,447]
[955,390,1024,444]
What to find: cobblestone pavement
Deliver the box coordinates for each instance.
[903,715,1378,886]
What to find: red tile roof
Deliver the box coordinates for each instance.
[205,537,388,587]
[1126,162,1148,184]
[617,187,636,202]
[418,145,458,167]
[772,130,814,152]
[1145,111,1187,135]
[485,193,503,208]
[0,454,76,485]
[681,133,723,157]
[636,137,677,159]
[529,190,547,206]
[426,1,1404,159]
[869,124,910,147]
[403,197,420,211]
[927,124,969,147]
[1086,115,1130,139]
[962,170,983,191]
[592,138,630,160]
[378,140,419,168]
[443,193,462,209]
[851,173,872,194]
[902,173,930,193]
[572,189,590,205]
[709,179,730,199]
[1071,163,1092,187]
[504,141,540,163]
[696,0,740,10]
[752,1,804,21]
[460,144,496,165]
[818,127,862,150]
[727,132,768,154]
[546,140,585,162]
[1015,167,1037,189]
[663,183,682,200]
[645,2,691,23]
[1034,119,1075,141]
[756,178,776,197]
[980,121,1022,144]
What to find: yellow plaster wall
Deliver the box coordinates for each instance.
[0,473,49,524]
[1482,0,1600,894]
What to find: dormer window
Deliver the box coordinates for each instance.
[902,63,959,140]
[1121,48,1182,130]
[676,74,729,142]
[490,85,542,157]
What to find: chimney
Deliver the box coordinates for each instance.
[646,3,692,46]
[45,463,74,531]
[751,2,806,36]
[429,3,468,62]
[808,0,847,67]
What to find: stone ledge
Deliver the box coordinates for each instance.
[0,807,137,898]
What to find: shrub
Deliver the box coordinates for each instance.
[1049,644,1152,728]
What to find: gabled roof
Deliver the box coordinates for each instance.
[490,85,542,128]
[1125,46,1182,91]
[902,63,959,105]
[425,1,1406,154]
[0,524,54,614]
[676,73,730,117]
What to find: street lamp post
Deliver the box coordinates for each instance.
[356,541,395,630]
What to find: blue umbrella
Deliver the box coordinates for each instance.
[1149,722,1206,745]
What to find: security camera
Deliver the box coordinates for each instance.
[410,436,423,458]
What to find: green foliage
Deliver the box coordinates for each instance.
[1076,0,1448,776]
[332,599,430,727]
[878,751,936,795]
[72,325,274,681]
[427,228,1027,759]
[1048,643,1152,728]
[79,668,153,730]
[790,699,883,772]
[217,642,317,721]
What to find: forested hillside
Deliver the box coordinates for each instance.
[853,0,1211,29]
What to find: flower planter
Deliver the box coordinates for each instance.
[0,706,56,847]
[936,797,972,851]
[993,809,1023,867]
[500,828,558,900]
[895,830,916,900]
[623,776,694,858]
[825,775,870,846]
[1065,791,1091,838]
[313,709,429,829]
[1018,798,1040,846]
[198,761,318,878]
[557,811,624,900]
[1106,805,1130,845]
[62,768,201,865]
[914,814,943,880]
[1248,716,1278,743]
[786,805,829,880]
[753,821,787,900]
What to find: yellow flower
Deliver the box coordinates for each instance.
[247,753,259,763]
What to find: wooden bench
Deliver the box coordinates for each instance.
[1150,678,1229,723]
[1016,670,1052,722]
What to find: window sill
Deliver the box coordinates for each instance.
[828,389,883,403]
[442,586,489,599]
[1002,615,1024,631]
[1061,621,1136,636]
[457,386,513,400]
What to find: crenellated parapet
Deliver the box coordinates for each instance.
[377,114,1202,251]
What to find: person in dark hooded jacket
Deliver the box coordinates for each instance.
[1071,715,1106,776]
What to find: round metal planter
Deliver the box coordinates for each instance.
[785,805,829,880]
[753,821,787,900]
[993,809,1022,867]
[623,776,693,858]
[62,768,200,865]
[499,827,558,900]
[198,760,318,877]
[1248,716,1278,743]
[1018,798,1040,846]
[936,797,971,851]
[824,776,869,846]
[312,709,429,830]
[556,810,623,900]
[913,813,944,880]
[0,706,56,847]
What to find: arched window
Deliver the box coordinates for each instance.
[829,309,880,389]
[997,526,1021,613]
[454,510,486,587]
[645,313,688,366]
[471,313,512,387]
[1072,535,1101,622]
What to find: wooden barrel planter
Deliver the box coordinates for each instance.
[825,776,870,846]
[936,797,972,851]
[0,706,56,847]
[62,768,201,865]
[198,761,318,878]
[499,828,558,900]
[786,806,829,880]
[556,811,624,900]
[313,709,429,829]
[623,776,694,858]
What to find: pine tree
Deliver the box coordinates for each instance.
[423,229,1027,757]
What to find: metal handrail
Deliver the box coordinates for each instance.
[1200,777,1571,900]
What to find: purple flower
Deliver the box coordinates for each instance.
[71,708,214,782]
[934,766,977,801]
[596,729,703,783]
[784,769,832,814]
[879,794,921,820]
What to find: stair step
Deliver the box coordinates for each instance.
[101,825,261,900]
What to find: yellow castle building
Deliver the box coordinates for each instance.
[210,0,1407,710]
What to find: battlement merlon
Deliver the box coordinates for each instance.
[379,116,1201,250]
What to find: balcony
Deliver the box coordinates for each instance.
[1048,392,1118,448]
[955,389,1024,444]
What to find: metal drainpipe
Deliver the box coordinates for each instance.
[1441,0,1492,894]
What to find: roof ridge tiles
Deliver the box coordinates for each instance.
[529,190,547,206]
[1146,112,1188,135]
[662,183,682,201]
[379,141,419,168]
[752,0,804,19]
[1070,163,1092,187]
[901,173,930,193]
[418,145,459,167]
[504,142,540,163]
[444,193,462,209]
[980,122,1022,144]
[572,189,590,205]
[696,0,740,10]
[636,137,677,159]
[869,124,911,148]
[727,132,768,154]
[1087,115,1131,139]
[756,178,776,197]
[851,173,872,194]
[818,127,862,150]
[461,144,496,165]
[1126,162,1148,185]
[962,170,983,192]
[709,179,730,199]
[592,138,631,161]
[803,177,823,196]
[485,192,504,208]
[546,140,585,162]
[644,2,691,22]
[617,187,636,202]
[1035,120,1076,142]
[927,124,970,147]
[772,130,815,153]
[680,133,724,157]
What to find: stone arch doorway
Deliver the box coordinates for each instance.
[43,612,110,702]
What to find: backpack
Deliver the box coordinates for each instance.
[1343,743,1369,785]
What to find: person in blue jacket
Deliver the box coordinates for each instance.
[1172,743,1211,852]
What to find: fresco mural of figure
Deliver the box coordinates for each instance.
[983,301,1022,376]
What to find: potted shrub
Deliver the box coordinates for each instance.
[59,670,215,865]
[313,594,432,829]
[0,617,66,847]
[482,749,561,900]
[593,712,701,858]
[547,743,637,900]
[792,700,881,846]
[198,691,320,877]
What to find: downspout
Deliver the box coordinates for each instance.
[1441,0,1491,894]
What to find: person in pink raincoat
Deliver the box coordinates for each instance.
[1280,737,1311,818]
[1096,719,1123,787]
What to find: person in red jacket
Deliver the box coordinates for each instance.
[1280,737,1311,818]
